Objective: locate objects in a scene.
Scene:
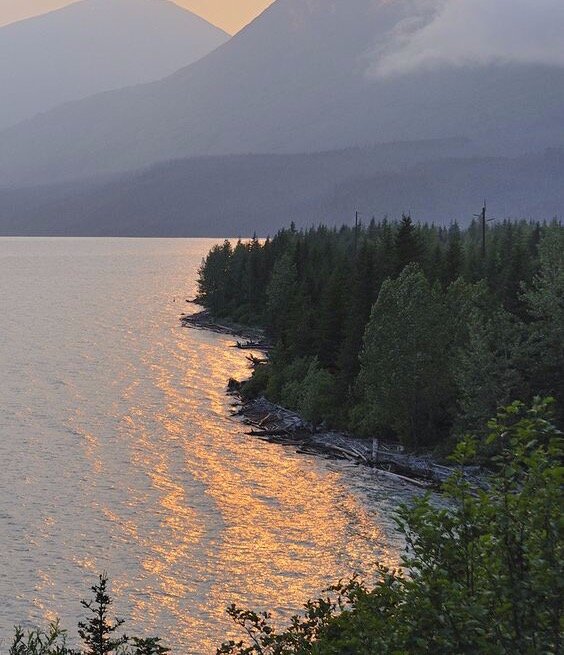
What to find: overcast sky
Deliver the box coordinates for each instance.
[0,0,275,33]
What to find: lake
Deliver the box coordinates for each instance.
[0,238,410,654]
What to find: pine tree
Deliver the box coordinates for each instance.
[265,252,297,339]
[443,222,463,285]
[315,259,350,369]
[522,227,564,421]
[195,220,563,447]
[454,305,525,438]
[77,575,128,655]
[197,240,233,315]
[395,214,421,273]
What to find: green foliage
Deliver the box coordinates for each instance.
[9,622,74,655]
[197,240,234,316]
[354,264,453,447]
[240,363,272,400]
[129,639,169,655]
[10,576,168,655]
[216,596,340,655]
[298,359,336,427]
[266,253,298,339]
[395,214,421,272]
[218,400,564,654]
[454,304,525,439]
[8,405,563,654]
[197,220,563,449]
[522,227,564,424]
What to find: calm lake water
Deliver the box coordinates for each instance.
[0,238,410,654]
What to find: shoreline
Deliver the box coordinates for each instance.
[181,307,485,489]
[181,307,269,343]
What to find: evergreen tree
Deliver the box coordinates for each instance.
[454,305,525,438]
[77,575,128,655]
[265,252,297,339]
[197,240,233,316]
[195,220,562,448]
[315,264,349,369]
[10,577,170,655]
[522,227,564,421]
[443,222,463,286]
[395,214,421,273]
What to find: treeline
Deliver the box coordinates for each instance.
[197,217,563,451]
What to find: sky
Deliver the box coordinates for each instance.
[0,0,275,33]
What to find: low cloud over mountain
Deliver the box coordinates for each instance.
[0,0,562,234]
[373,0,564,77]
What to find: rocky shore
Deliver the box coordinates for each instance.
[181,307,485,490]
[181,308,269,343]
[231,395,487,488]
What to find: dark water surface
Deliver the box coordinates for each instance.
[0,238,410,653]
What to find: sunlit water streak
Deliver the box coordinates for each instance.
[0,238,416,654]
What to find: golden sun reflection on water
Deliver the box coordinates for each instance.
[120,329,403,652]
[0,239,411,655]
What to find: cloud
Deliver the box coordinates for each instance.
[371,0,564,77]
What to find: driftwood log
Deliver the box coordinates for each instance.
[181,310,485,490]
[234,396,486,490]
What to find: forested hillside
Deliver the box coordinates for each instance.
[197,218,564,451]
[2,146,564,236]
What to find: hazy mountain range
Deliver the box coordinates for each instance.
[0,0,228,130]
[1,145,562,236]
[0,0,563,235]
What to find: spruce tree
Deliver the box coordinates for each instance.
[443,222,463,285]
[77,575,128,655]
[522,227,564,421]
[395,214,421,273]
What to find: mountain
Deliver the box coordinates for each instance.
[0,0,229,130]
[1,145,562,236]
[1,0,563,187]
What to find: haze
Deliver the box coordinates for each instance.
[0,0,274,32]
[0,0,563,232]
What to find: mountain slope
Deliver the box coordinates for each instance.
[1,146,562,236]
[0,0,229,130]
[1,0,563,186]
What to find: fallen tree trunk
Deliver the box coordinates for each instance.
[235,396,487,490]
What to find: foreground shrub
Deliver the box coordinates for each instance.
[8,400,562,654]
[9,576,169,655]
[218,399,563,654]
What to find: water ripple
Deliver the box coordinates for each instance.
[0,238,415,654]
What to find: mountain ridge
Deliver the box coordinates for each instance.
[1,0,563,186]
[0,0,229,131]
